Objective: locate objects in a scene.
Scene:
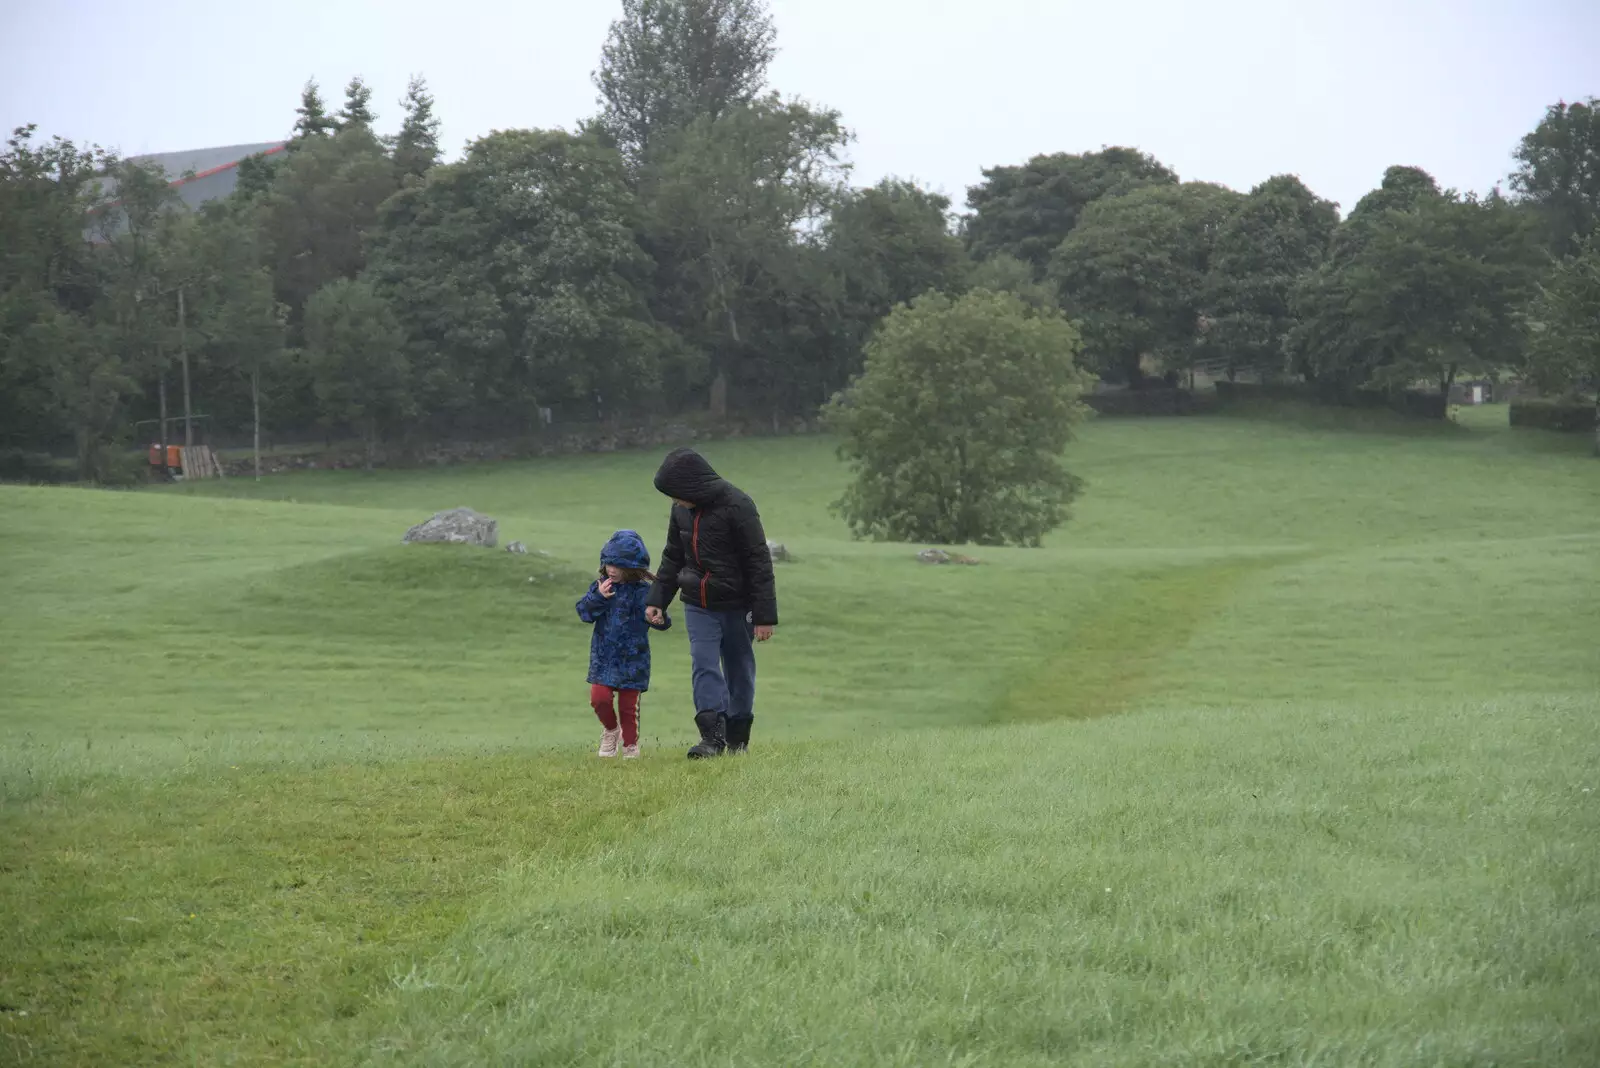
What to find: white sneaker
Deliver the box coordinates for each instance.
[622,744,641,759]
[598,728,622,757]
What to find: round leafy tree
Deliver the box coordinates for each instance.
[825,289,1092,546]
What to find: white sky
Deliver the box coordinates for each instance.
[2,0,1596,214]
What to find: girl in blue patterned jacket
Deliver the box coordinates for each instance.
[576,529,671,758]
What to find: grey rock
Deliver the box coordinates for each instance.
[403,507,498,548]
[767,540,792,563]
[506,541,528,554]
[917,548,982,566]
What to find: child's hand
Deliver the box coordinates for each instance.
[645,606,666,626]
[598,578,616,598]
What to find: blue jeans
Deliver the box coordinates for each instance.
[683,606,756,723]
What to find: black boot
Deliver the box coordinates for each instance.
[726,718,751,754]
[686,710,726,759]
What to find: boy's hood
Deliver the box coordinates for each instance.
[600,529,651,569]
[652,448,728,506]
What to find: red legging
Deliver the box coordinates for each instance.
[590,684,641,747]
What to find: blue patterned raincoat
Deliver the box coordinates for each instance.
[576,529,672,691]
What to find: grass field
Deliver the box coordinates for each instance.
[2,406,1597,1065]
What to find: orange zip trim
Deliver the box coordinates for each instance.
[692,511,710,608]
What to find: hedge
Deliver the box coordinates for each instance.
[1213,380,1447,419]
[1083,388,1212,416]
[1509,399,1598,433]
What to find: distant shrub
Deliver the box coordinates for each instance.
[0,449,72,484]
[825,290,1092,547]
[1083,389,1212,416]
[1509,399,1597,433]
[1213,380,1446,419]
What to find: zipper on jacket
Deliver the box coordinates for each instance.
[692,511,710,608]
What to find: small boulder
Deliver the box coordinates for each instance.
[767,540,792,563]
[403,507,498,548]
[917,548,981,566]
[506,541,528,554]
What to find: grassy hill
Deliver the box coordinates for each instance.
[2,411,1596,1065]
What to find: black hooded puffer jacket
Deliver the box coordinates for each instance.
[646,448,778,626]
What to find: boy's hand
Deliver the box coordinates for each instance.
[645,606,665,625]
[754,625,774,643]
[598,578,616,598]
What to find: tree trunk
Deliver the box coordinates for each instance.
[251,369,262,481]
[364,420,376,471]
[710,260,739,417]
[1124,350,1145,389]
[179,287,193,446]
[1593,396,1599,458]
[709,370,728,419]
[75,425,93,482]
[953,438,969,544]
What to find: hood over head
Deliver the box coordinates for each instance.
[600,529,651,570]
[652,447,727,506]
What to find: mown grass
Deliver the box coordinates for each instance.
[2,410,1597,1065]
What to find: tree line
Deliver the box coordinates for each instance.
[3,0,1597,482]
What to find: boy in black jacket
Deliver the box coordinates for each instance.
[644,448,778,758]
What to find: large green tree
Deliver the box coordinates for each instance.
[963,253,1060,313]
[1510,97,1600,256]
[640,95,850,415]
[1352,192,1539,397]
[257,125,398,341]
[1286,166,1445,391]
[303,278,411,467]
[292,79,338,141]
[819,178,968,398]
[1049,181,1241,386]
[91,159,194,472]
[392,75,443,179]
[1292,188,1540,405]
[369,128,675,430]
[1524,236,1600,453]
[593,0,777,163]
[0,126,109,454]
[1200,174,1339,380]
[187,206,288,479]
[338,76,377,129]
[825,289,1092,546]
[965,148,1177,278]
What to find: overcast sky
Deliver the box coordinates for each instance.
[3,0,1596,214]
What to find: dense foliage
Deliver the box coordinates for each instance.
[1,0,1595,483]
[826,290,1091,546]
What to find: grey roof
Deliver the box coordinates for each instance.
[126,142,285,181]
[89,140,287,239]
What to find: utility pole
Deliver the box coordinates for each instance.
[179,286,193,447]
[158,343,169,478]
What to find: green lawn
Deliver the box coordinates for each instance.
[2,411,1597,1065]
